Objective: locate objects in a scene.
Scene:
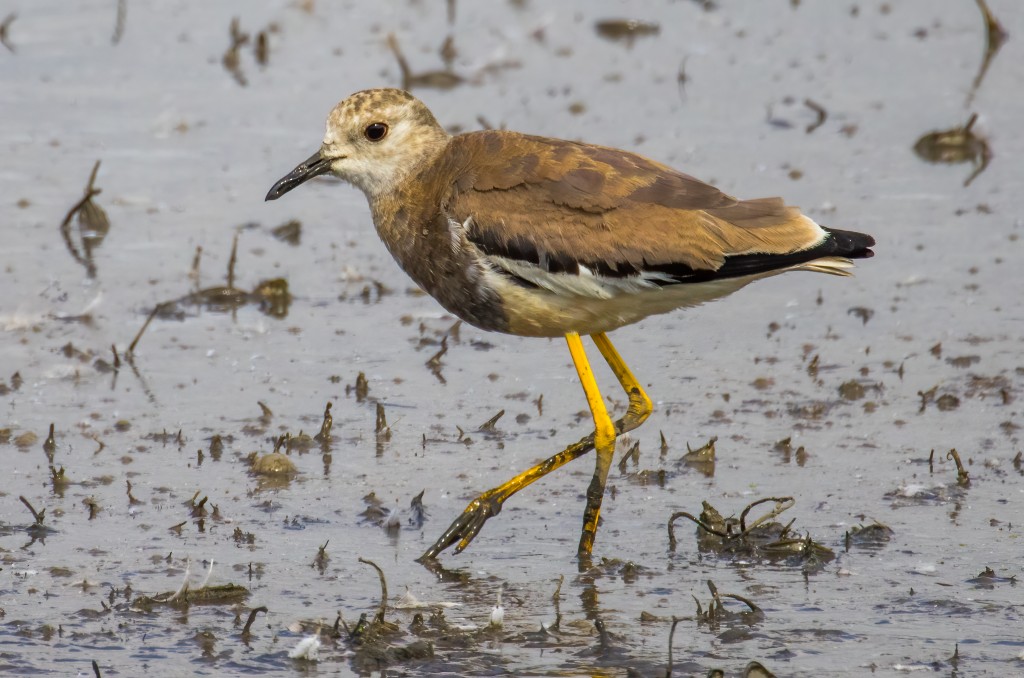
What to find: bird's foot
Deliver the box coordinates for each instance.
[418,493,503,562]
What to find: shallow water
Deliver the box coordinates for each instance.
[2,1,1023,676]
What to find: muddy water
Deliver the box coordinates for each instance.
[2,1,1023,675]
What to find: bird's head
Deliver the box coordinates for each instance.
[266,88,448,202]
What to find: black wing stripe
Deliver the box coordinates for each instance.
[473,227,875,286]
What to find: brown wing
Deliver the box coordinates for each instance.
[443,130,824,274]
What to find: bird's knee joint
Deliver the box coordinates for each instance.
[628,387,653,418]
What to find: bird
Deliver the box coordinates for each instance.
[265,88,874,564]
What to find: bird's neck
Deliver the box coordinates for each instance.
[366,134,454,244]
[363,141,505,328]
[367,165,448,265]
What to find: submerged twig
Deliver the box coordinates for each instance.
[947,448,970,485]
[127,301,174,356]
[314,402,333,443]
[739,496,794,533]
[241,605,268,635]
[19,495,45,525]
[719,591,761,614]
[313,541,329,572]
[358,557,388,624]
[478,409,504,431]
[258,401,273,423]
[668,510,723,549]
[666,616,683,677]
[669,496,795,550]
[375,403,389,435]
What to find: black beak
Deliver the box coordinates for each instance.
[265,150,333,201]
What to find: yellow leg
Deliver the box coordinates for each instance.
[567,332,617,559]
[418,331,654,563]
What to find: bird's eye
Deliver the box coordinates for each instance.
[364,122,389,142]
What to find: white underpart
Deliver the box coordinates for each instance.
[487,255,676,299]
[476,251,856,337]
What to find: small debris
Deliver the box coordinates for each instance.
[968,0,1008,105]
[250,452,297,476]
[947,448,970,485]
[223,18,250,86]
[19,495,45,525]
[388,33,464,91]
[478,409,504,431]
[358,557,389,624]
[803,98,827,133]
[489,586,505,628]
[1,12,16,53]
[242,606,268,635]
[349,372,370,401]
[254,30,269,66]
[288,634,321,661]
[594,19,660,46]
[271,219,301,244]
[913,114,992,186]
[848,306,874,324]
[314,402,333,443]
